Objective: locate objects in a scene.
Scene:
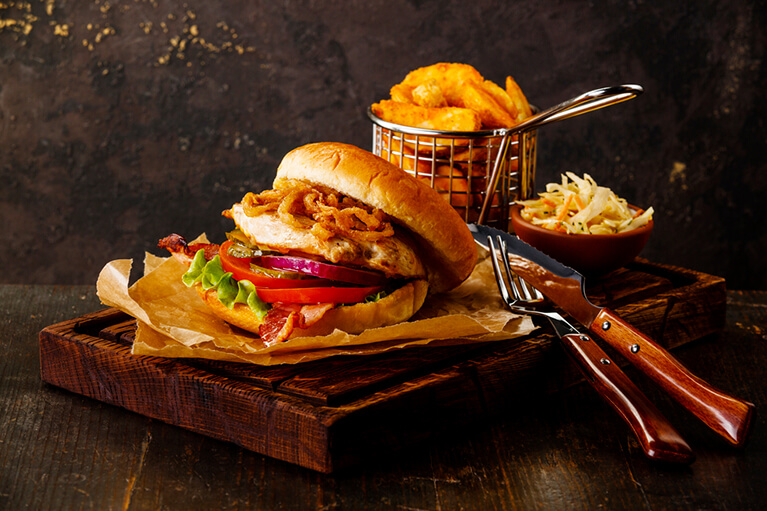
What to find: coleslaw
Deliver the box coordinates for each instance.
[516,172,654,234]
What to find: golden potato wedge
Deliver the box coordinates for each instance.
[376,63,532,132]
[452,146,494,177]
[449,81,515,128]
[380,136,432,175]
[453,145,490,164]
[400,62,484,100]
[418,164,473,208]
[371,99,482,132]
[390,83,414,103]
[411,80,447,108]
[480,79,519,122]
[505,75,533,120]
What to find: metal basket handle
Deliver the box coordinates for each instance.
[478,84,644,224]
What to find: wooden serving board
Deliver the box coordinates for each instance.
[39,259,725,473]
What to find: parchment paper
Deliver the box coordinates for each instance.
[96,239,536,365]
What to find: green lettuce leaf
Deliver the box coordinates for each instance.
[181,249,270,320]
[364,289,389,303]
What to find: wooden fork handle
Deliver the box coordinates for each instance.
[560,332,695,463]
[591,308,755,448]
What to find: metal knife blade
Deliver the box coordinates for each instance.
[469,223,601,326]
[470,222,756,448]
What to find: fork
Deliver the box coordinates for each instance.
[487,235,696,464]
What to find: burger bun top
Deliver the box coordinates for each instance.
[273,142,477,293]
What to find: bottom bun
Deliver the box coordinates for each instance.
[195,280,429,341]
[196,286,266,334]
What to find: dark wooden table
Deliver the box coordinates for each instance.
[2,285,766,510]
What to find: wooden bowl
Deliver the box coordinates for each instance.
[510,204,653,276]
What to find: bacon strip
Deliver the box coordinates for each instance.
[297,303,335,328]
[260,305,301,346]
[158,234,219,266]
[259,302,335,346]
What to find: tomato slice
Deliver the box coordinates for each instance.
[218,241,330,289]
[219,241,386,304]
[256,285,384,304]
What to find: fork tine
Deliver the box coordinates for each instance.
[497,236,544,302]
[509,277,525,301]
[519,278,538,300]
[487,236,513,306]
[499,236,532,301]
[518,275,544,301]
[498,238,524,301]
[522,278,545,300]
[496,236,524,302]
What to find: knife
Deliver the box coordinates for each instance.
[470,223,755,448]
[477,235,695,463]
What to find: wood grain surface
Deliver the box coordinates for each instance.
[2,282,766,509]
[37,260,725,473]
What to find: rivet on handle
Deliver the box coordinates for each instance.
[602,321,611,331]
[600,358,611,365]
[579,335,590,342]
[630,344,640,354]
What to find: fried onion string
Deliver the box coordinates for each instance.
[239,180,395,241]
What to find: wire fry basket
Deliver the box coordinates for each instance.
[368,112,536,230]
[368,84,644,231]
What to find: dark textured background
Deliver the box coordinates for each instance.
[1,0,765,288]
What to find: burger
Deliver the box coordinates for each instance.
[159,142,477,346]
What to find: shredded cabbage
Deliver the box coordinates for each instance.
[516,172,654,234]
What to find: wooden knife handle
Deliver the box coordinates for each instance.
[560,333,695,463]
[591,308,756,447]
